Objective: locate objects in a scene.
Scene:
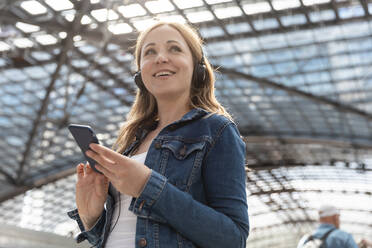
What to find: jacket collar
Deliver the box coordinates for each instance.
[125,108,210,156]
[319,223,337,230]
[169,107,209,126]
[136,108,209,140]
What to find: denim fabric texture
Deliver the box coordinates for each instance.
[68,108,249,248]
[312,223,358,248]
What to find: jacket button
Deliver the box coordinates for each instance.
[154,142,161,149]
[138,200,145,211]
[179,145,186,156]
[139,238,147,247]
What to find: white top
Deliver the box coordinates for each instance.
[105,152,148,248]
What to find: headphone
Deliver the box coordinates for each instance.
[134,56,207,91]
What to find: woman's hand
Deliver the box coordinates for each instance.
[86,143,151,198]
[75,162,109,230]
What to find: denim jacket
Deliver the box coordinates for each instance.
[68,108,249,248]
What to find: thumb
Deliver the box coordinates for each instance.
[77,163,84,180]
[85,161,93,175]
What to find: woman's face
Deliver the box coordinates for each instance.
[140,25,194,102]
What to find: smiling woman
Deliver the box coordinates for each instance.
[68,21,249,248]
[138,25,194,103]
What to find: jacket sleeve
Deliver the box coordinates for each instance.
[344,233,359,248]
[67,208,106,246]
[67,190,117,247]
[131,122,249,248]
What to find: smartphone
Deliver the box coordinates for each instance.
[68,124,101,173]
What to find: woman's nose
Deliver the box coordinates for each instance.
[155,53,169,64]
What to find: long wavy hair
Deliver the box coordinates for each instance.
[113,21,232,153]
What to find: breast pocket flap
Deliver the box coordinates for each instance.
[162,140,205,160]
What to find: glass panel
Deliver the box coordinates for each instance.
[226,22,251,34]
[267,49,294,62]
[199,26,224,38]
[233,38,260,52]
[253,18,279,30]
[309,9,335,22]
[281,14,306,26]
[259,34,287,49]
[206,41,235,56]
[339,5,364,19]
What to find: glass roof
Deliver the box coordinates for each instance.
[0,0,371,247]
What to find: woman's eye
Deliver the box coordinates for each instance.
[144,48,156,56]
[170,46,182,52]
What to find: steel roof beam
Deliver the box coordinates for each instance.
[0,165,75,203]
[359,0,370,16]
[1,2,369,51]
[15,0,91,184]
[249,188,372,196]
[243,135,372,150]
[252,219,372,230]
[218,66,372,122]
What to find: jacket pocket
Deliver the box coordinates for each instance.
[160,139,206,190]
[161,139,205,160]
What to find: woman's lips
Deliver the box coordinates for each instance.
[153,70,176,77]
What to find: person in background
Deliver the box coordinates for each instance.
[305,204,358,248]
[359,239,372,248]
[68,21,249,248]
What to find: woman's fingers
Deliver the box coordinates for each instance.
[85,161,93,175]
[86,150,117,173]
[86,143,150,197]
[95,164,115,179]
[89,143,127,164]
[77,163,84,180]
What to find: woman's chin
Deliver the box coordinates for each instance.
[152,89,189,102]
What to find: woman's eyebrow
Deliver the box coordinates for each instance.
[167,40,180,45]
[143,40,181,49]
[144,42,155,49]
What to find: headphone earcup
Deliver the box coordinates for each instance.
[134,71,145,91]
[193,63,207,88]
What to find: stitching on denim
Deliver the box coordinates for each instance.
[177,233,183,248]
[156,135,211,143]
[134,173,167,212]
[162,141,205,160]
[147,174,167,207]
[159,147,169,175]
[154,223,160,248]
[186,148,205,191]
[204,121,232,159]
[135,213,167,224]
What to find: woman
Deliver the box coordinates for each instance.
[68,21,249,248]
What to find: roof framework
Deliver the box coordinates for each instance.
[0,0,372,246]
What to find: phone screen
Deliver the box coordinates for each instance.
[68,124,101,173]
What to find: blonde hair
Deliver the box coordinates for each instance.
[113,21,232,153]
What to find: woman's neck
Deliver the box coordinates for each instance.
[156,100,191,130]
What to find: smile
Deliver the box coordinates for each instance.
[153,70,176,77]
